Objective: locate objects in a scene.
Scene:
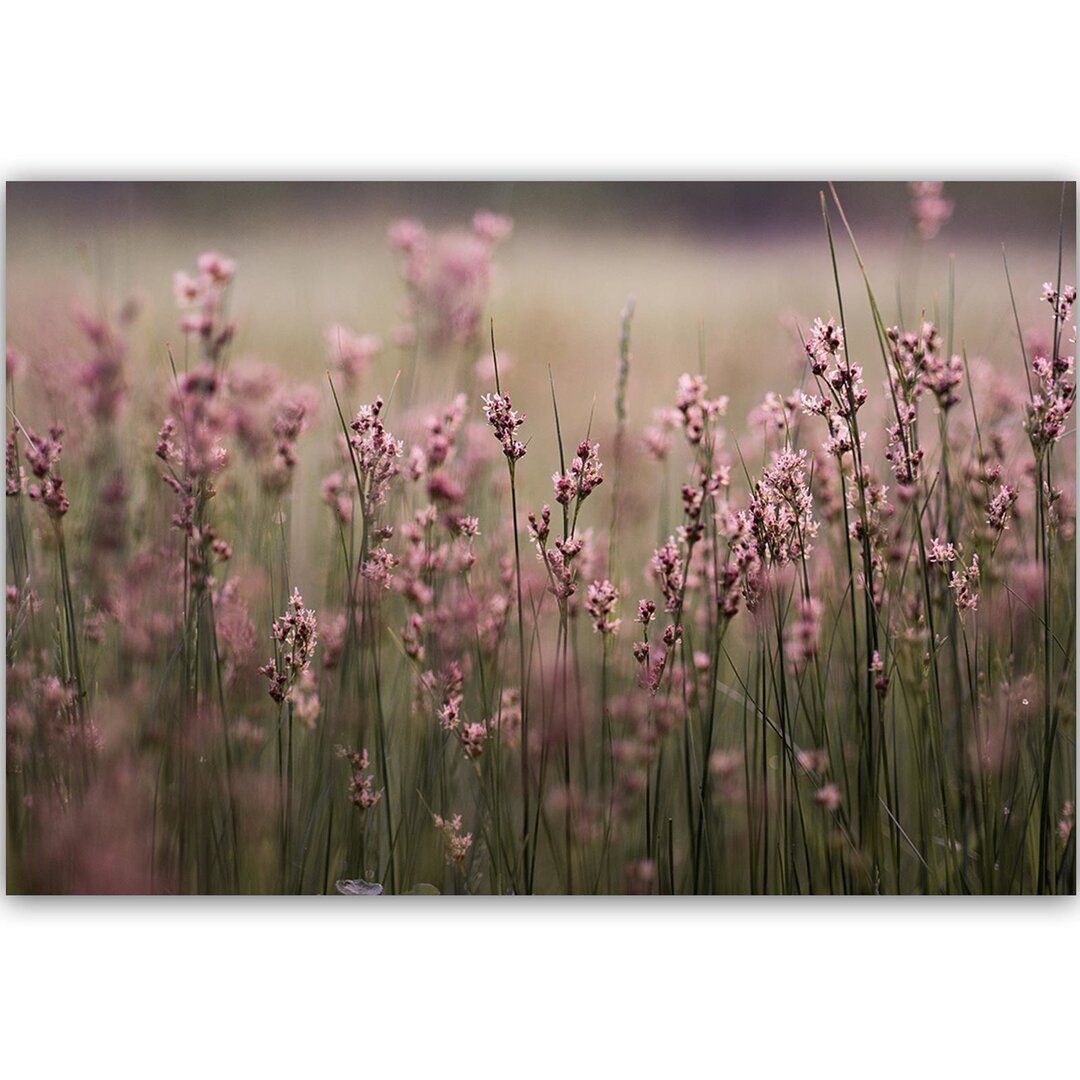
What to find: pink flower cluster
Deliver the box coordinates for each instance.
[260,588,318,704]
[929,539,980,613]
[1026,288,1076,451]
[325,324,382,388]
[173,251,237,353]
[349,397,404,517]
[675,373,728,445]
[481,391,527,462]
[585,579,620,636]
[747,449,818,566]
[23,425,70,521]
[338,746,383,811]
[553,439,604,507]
[388,210,512,353]
[433,812,473,864]
[909,182,954,240]
[529,505,584,603]
[73,304,131,423]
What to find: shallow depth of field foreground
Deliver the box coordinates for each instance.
[5,181,1076,895]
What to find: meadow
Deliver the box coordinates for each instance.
[4,182,1075,894]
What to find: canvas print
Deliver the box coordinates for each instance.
[4,181,1075,895]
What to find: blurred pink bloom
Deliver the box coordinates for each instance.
[326,324,381,387]
[909,182,954,240]
[813,783,842,812]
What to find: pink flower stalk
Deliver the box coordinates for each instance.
[408,394,470,510]
[805,317,844,370]
[724,509,764,612]
[678,468,727,547]
[929,538,980,613]
[198,251,237,284]
[748,390,801,444]
[879,321,949,484]
[321,469,355,526]
[6,345,25,382]
[361,545,397,591]
[401,612,425,663]
[553,439,604,508]
[338,746,383,811]
[908,182,954,240]
[24,425,70,520]
[585,579,620,635]
[1025,360,1076,450]
[796,748,829,774]
[213,578,257,686]
[885,405,925,487]
[785,597,822,671]
[492,687,522,748]
[747,449,818,566]
[632,600,681,693]
[349,397,404,516]
[528,504,551,546]
[73,306,128,423]
[643,406,680,460]
[1058,801,1075,845]
[823,358,868,421]
[259,588,318,704]
[472,210,513,243]
[675,373,728,445]
[161,364,231,480]
[290,668,321,729]
[263,392,315,495]
[173,251,237,355]
[813,783,843,812]
[1025,291,1076,450]
[325,324,381,387]
[986,483,1019,533]
[320,612,348,670]
[1042,282,1076,324]
[650,538,685,612]
[886,322,942,395]
[928,537,959,565]
[948,554,980,613]
[459,721,489,760]
[155,364,236,592]
[481,392,527,462]
[636,599,656,626]
[870,650,890,696]
[436,662,465,733]
[710,750,743,776]
[538,534,584,603]
[433,812,473,864]
[388,210,513,353]
[803,318,872,459]
[921,351,964,411]
[625,858,658,894]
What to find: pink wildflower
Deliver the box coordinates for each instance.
[260,588,318,704]
[585,579,620,635]
[909,182,954,240]
[433,812,473,864]
[813,783,842,812]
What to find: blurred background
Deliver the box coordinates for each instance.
[6,181,1076,556]
[8,180,1074,238]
